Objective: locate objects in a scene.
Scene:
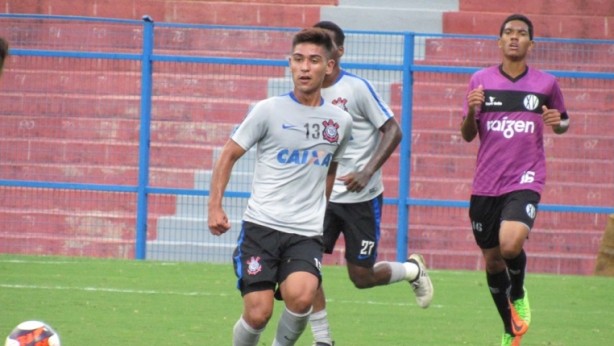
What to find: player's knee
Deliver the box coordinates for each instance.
[500,243,522,259]
[484,257,506,273]
[243,309,272,330]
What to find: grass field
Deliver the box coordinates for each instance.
[1,254,613,345]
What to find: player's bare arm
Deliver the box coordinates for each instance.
[338,118,402,192]
[208,139,246,235]
[461,84,484,142]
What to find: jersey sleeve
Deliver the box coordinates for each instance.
[231,100,268,151]
[548,78,567,115]
[356,78,394,129]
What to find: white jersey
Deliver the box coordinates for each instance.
[231,92,353,237]
[321,70,395,203]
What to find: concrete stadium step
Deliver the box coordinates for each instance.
[5,0,332,27]
[443,11,614,40]
[0,210,143,239]
[0,187,173,215]
[0,138,217,169]
[0,233,136,259]
[148,214,244,263]
[0,162,198,188]
[459,0,614,17]
[0,93,252,123]
[3,70,271,100]
[419,38,614,71]
[0,115,234,146]
[155,29,294,58]
[321,0,459,32]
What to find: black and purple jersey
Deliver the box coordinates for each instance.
[462,65,568,196]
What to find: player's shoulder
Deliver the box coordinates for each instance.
[527,66,556,80]
[322,101,352,119]
[337,70,374,88]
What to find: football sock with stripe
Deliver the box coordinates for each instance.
[309,309,333,345]
[505,249,527,301]
[233,316,263,346]
[487,270,513,334]
[273,307,312,346]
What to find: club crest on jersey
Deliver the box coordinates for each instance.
[322,119,340,143]
[331,97,348,111]
[523,94,540,111]
[246,256,262,275]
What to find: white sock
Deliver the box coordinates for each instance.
[233,316,263,346]
[272,307,312,346]
[309,309,333,344]
[403,260,420,281]
[375,261,407,283]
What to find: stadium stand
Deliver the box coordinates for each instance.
[1,0,611,274]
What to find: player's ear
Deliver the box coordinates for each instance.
[326,58,335,75]
[337,45,345,58]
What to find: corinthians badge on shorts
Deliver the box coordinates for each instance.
[246,256,263,275]
[322,119,340,143]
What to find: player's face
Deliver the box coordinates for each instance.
[498,20,533,61]
[289,42,333,97]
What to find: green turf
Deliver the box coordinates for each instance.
[1,254,613,345]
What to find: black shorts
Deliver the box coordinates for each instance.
[232,221,323,296]
[469,190,540,249]
[323,194,383,268]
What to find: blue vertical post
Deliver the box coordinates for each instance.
[135,15,154,260]
[396,33,415,262]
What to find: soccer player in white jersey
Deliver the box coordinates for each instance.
[308,21,434,346]
[208,28,352,346]
[461,14,570,346]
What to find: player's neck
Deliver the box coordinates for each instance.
[293,90,323,107]
[501,60,528,79]
[323,66,341,88]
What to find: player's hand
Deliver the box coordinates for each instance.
[467,84,485,114]
[337,170,370,193]
[541,105,562,127]
[208,208,231,236]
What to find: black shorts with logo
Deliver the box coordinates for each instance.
[469,190,540,249]
[232,221,323,296]
[323,194,383,268]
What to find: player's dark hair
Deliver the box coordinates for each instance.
[0,37,9,73]
[313,20,345,47]
[292,27,335,58]
[500,14,533,40]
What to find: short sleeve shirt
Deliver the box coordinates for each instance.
[321,70,395,203]
[232,92,353,237]
[462,65,567,196]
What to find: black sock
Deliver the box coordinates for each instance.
[487,270,512,334]
[505,249,527,301]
